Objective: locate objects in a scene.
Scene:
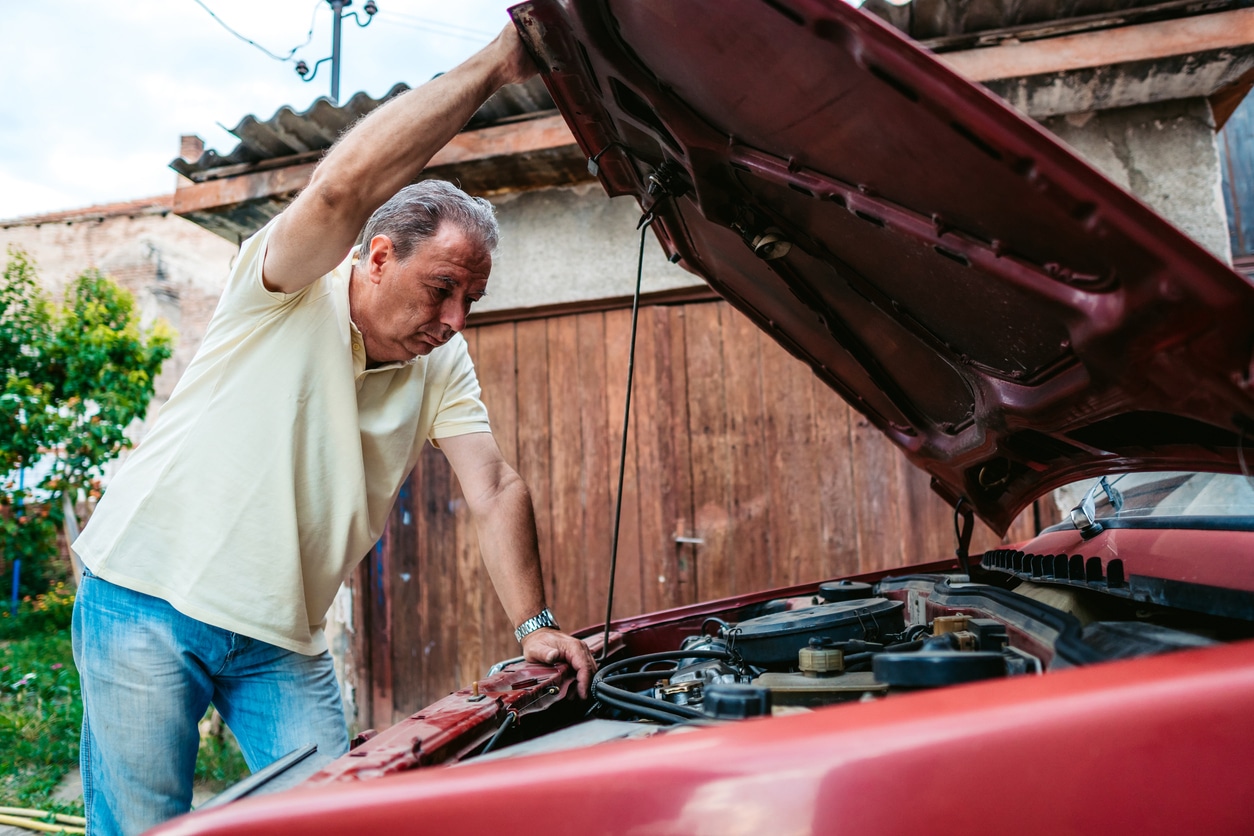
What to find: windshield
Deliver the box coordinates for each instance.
[1056,472,1254,523]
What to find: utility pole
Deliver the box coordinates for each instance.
[329,0,346,104]
[295,0,377,104]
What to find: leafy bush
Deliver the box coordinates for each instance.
[1,248,173,598]
[0,583,76,640]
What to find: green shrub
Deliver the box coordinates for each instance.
[0,583,76,640]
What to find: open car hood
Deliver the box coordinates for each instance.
[509,0,1254,533]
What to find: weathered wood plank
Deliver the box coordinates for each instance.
[513,319,555,616]
[633,306,674,614]
[417,444,457,716]
[685,303,732,602]
[446,329,483,689]
[811,377,860,580]
[603,307,644,620]
[721,307,772,594]
[472,323,521,667]
[849,416,904,573]
[577,313,613,630]
[546,316,587,630]
[666,306,697,605]
[761,332,824,588]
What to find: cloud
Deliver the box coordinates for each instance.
[0,0,517,217]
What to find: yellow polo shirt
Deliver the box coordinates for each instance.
[73,219,491,654]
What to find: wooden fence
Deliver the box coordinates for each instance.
[347,299,1040,726]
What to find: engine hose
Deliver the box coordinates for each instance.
[596,692,697,725]
[593,650,734,687]
[594,680,708,720]
[591,650,742,725]
[601,671,682,685]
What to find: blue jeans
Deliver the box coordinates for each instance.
[71,569,350,836]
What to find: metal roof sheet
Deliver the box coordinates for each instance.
[171,77,555,182]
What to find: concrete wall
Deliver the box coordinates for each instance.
[0,206,238,446]
[482,182,699,314]
[1040,97,1232,263]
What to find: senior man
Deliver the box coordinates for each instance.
[70,25,595,836]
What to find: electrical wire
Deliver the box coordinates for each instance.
[191,0,322,62]
[376,9,495,39]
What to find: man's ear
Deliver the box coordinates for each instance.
[366,235,394,283]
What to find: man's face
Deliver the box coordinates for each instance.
[355,223,491,364]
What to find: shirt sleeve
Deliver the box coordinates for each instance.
[429,334,492,442]
[214,217,313,323]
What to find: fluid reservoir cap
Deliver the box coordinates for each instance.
[872,651,1006,689]
[817,581,874,602]
[799,639,845,676]
[703,684,772,719]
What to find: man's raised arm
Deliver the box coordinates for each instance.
[261,24,536,294]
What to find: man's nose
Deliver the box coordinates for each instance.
[440,299,467,333]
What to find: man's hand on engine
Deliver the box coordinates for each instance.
[521,629,597,699]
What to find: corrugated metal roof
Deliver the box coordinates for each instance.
[171,76,555,182]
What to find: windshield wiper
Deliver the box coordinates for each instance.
[1069,476,1125,539]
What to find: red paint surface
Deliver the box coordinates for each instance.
[1002,526,1254,592]
[153,638,1254,835]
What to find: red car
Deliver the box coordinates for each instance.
[157,1,1254,833]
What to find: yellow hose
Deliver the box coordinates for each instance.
[0,812,86,834]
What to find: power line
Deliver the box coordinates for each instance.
[374,9,494,41]
[191,0,323,62]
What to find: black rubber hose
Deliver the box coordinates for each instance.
[594,680,708,720]
[594,650,734,685]
[591,650,741,725]
[479,711,516,756]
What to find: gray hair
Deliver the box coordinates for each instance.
[357,180,499,261]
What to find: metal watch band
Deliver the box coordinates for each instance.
[514,607,559,643]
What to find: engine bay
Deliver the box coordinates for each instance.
[577,573,1231,728]
[449,565,1253,764]
[296,553,1254,785]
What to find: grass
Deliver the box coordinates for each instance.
[0,597,251,819]
[0,630,82,815]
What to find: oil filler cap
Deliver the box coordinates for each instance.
[703,684,772,719]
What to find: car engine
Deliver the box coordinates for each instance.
[579,572,1228,727]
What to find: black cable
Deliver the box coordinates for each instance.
[595,681,707,719]
[599,212,656,662]
[596,693,698,725]
[479,711,516,756]
[594,650,733,682]
[591,650,735,724]
[191,0,321,62]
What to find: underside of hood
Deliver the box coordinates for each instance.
[509,0,1254,533]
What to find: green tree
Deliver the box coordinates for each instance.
[1,247,173,597]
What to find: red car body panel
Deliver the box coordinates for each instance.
[155,637,1254,835]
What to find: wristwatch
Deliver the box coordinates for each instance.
[514,608,559,643]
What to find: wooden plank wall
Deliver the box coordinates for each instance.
[352,299,1037,725]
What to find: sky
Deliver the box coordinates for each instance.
[0,0,516,219]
